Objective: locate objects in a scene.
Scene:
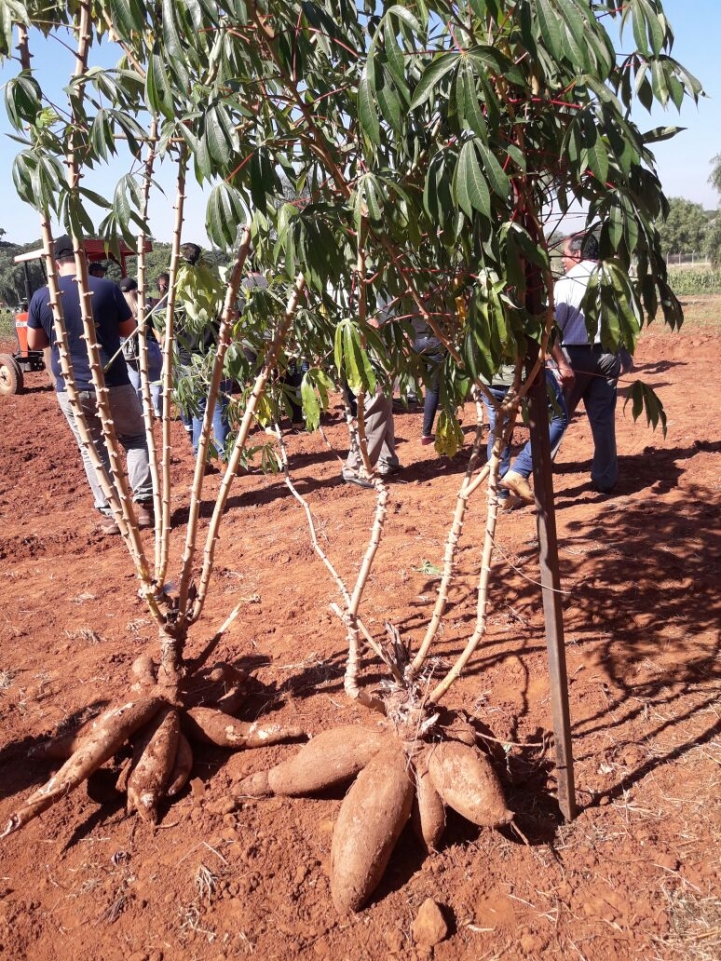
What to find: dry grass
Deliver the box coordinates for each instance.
[0,669,14,692]
[64,628,103,645]
[675,295,721,330]
[653,886,721,961]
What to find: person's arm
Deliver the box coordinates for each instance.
[550,340,575,387]
[27,326,49,349]
[115,283,137,339]
[27,296,50,349]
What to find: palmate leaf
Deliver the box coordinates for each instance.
[625,381,667,437]
[460,61,487,142]
[107,0,147,39]
[4,74,42,131]
[581,262,640,354]
[535,0,565,62]
[300,367,334,431]
[434,409,464,457]
[146,49,175,120]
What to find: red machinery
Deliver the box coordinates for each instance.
[0,238,151,396]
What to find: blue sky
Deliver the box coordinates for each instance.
[0,0,719,246]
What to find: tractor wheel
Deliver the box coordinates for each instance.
[0,354,23,396]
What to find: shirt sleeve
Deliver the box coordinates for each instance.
[113,284,133,324]
[27,292,44,329]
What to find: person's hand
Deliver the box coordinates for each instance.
[366,316,380,329]
[556,361,575,386]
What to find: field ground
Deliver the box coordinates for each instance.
[0,300,719,960]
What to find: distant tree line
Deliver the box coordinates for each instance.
[657,155,721,268]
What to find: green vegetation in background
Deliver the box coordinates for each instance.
[668,268,721,296]
[0,307,13,341]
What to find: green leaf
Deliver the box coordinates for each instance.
[625,381,667,437]
[460,61,487,142]
[204,104,233,168]
[535,0,565,61]
[107,0,146,37]
[4,74,42,131]
[334,318,376,395]
[146,49,175,120]
[376,64,403,133]
[409,52,458,109]
[642,125,684,144]
[358,62,381,146]
[206,182,247,248]
[476,142,510,199]
[454,140,490,219]
[300,367,334,431]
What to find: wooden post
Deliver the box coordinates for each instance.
[527,358,577,821]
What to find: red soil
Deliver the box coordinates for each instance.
[0,324,719,960]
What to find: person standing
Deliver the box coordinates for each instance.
[342,310,401,488]
[555,233,621,494]
[119,276,163,417]
[27,235,154,534]
[483,343,574,506]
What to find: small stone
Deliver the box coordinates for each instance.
[412,898,448,947]
[206,797,237,816]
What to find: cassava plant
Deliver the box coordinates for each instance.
[0,0,701,911]
[0,2,310,835]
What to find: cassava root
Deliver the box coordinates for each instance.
[6,658,306,836]
[244,721,514,912]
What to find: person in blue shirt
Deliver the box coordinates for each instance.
[27,235,154,534]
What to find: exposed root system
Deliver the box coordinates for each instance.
[236,712,514,913]
[2,654,306,836]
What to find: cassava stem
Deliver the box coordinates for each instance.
[187,272,307,627]
[177,227,252,617]
[411,387,489,674]
[429,382,524,705]
[156,146,188,588]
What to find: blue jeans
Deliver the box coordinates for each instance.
[57,385,153,513]
[484,369,568,480]
[126,339,162,416]
[563,346,620,491]
[192,379,232,460]
[419,349,443,437]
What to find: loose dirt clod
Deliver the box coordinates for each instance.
[330,743,415,914]
[412,897,448,947]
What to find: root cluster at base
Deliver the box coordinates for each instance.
[236,719,514,913]
[3,658,306,837]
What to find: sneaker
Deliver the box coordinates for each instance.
[421,435,435,446]
[135,501,154,528]
[342,470,375,489]
[377,463,402,477]
[500,470,534,503]
[97,513,120,535]
[498,493,523,511]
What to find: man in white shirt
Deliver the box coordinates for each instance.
[555,233,621,494]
